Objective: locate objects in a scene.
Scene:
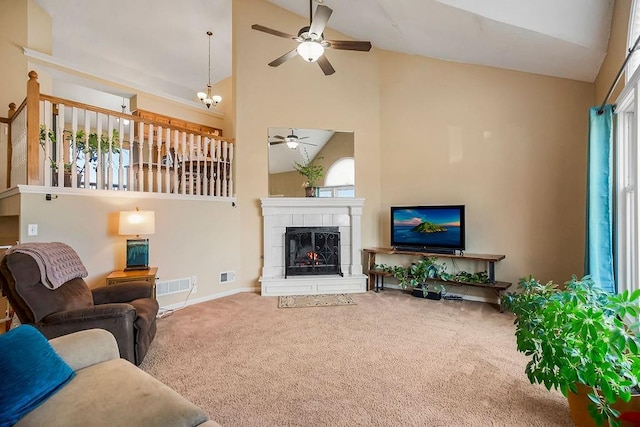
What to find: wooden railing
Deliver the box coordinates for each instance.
[6,71,235,198]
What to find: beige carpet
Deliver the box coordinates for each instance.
[140,290,573,427]
[278,293,356,308]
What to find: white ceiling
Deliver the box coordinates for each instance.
[34,0,615,105]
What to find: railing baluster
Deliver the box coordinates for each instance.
[164,127,171,193]
[95,112,103,189]
[117,115,124,190]
[156,126,162,193]
[107,115,114,190]
[70,107,78,188]
[127,118,135,191]
[137,122,144,191]
[180,131,187,195]
[173,129,179,194]
[55,104,65,188]
[222,141,229,197]
[215,139,221,197]
[83,109,91,188]
[42,101,52,187]
[188,133,195,195]
[228,142,234,197]
[147,123,153,192]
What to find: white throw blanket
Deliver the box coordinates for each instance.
[6,242,88,290]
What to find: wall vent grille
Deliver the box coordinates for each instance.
[220,270,236,284]
[156,277,191,296]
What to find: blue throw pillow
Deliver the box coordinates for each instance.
[0,325,75,426]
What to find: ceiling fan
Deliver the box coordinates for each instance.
[269,129,317,149]
[251,0,372,75]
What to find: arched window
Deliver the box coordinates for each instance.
[325,158,354,186]
[318,157,355,198]
[627,0,640,81]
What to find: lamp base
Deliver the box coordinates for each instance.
[125,238,150,271]
[124,265,150,271]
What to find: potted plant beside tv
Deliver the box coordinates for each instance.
[389,257,446,299]
[502,275,640,427]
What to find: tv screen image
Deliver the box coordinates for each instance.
[391,205,465,252]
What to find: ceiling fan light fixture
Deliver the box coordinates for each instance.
[297,41,324,62]
[285,140,299,149]
[197,31,222,109]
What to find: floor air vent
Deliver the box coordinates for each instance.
[156,277,191,296]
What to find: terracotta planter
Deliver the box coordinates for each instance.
[568,383,640,427]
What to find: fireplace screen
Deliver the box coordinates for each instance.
[285,226,342,278]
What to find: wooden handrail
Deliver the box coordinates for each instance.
[39,94,234,143]
[8,99,26,123]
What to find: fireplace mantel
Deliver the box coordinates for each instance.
[260,197,367,296]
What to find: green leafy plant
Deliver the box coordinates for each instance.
[293,149,323,188]
[502,275,640,427]
[378,257,446,297]
[39,125,120,175]
[440,270,489,284]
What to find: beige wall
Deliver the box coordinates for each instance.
[378,51,594,286]
[595,0,632,104]
[234,0,383,288]
[16,192,243,306]
[0,0,29,113]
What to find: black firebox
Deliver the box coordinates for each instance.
[284,226,342,278]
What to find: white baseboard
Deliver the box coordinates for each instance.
[159,287,260,311]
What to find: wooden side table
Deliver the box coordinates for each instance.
[106,267,158,299]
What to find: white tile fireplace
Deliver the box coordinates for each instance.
[260,197,368,296]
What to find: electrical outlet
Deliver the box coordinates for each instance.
[191,276,198,294]
[192,284,198,294]
[27,224,38,236]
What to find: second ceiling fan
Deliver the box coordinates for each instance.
[251,0,372,75]
[269,129,317,149]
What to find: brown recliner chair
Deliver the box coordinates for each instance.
[0,251,158,366]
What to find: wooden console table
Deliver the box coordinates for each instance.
[363,247,511,311]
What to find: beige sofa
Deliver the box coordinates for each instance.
[15,329,220,427]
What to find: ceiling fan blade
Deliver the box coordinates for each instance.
[251,24,296,40]
[299,141,317,146]
[269,140,286,145]
[268,49,299,67]
[271,135,285,140]
[298,136,309,140]
[317,55,335,76]
[326,40,372,52]
[309,5,332,38]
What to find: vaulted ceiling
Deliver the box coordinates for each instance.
[34,0,615,105]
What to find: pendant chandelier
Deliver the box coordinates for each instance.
[197,31,222,109]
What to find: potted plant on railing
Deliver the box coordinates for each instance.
[39,125,120,187]
[293,149,323,197]
[502,275,640,427]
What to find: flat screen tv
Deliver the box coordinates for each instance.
[390,205,465,254]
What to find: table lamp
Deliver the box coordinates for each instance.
[119,209,155,271]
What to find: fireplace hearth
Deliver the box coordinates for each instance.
[260,197,367,296]
[285,226,342,278]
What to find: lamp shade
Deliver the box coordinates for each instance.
[119,211,155,236]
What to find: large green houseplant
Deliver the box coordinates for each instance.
[502,275,640,427]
